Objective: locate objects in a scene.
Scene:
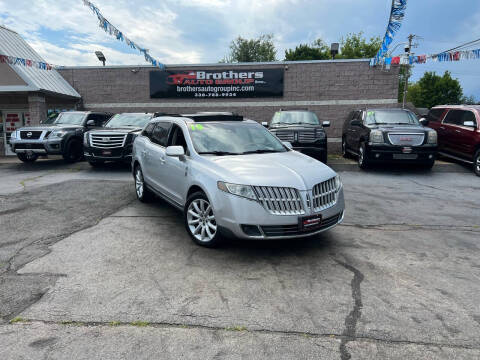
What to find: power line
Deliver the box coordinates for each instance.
[440,38,480,53]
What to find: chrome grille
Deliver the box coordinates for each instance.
[312,177,337,211]
[387,133,425,146]
[20,131,42,139]
[90,133,127,148]
[273,131,294,142]
[253,186,305,215]
[298,129,316,142]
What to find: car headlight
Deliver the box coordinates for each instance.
[49,130,68,138]
[217,181,257,201]
[427,130,437,144]
[369,129,384,143]
[334,174,342,192]
[10,130,18,140]
[83,133,89,146]
[315,129,326,139]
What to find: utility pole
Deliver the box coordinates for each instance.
[402,34,414,109]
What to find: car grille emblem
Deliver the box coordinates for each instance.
[294,132,298,142]
[27,132,32,137]
[399,137,412,141]
[102,137,109,141]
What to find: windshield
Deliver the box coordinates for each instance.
[54,112,85,125]
[188,122,287,155]
[365,110,420,125]
[105,113,152,128]
[271,111,319,125]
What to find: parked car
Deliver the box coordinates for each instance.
[84,112,155,166]
[265,110,330,163]
[9,111,111,163]
[132,112,345,247]
[421,105,480,176]
[341,108,437,169]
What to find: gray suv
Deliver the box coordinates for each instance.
[10,111,111,163]
[132,113,345,247]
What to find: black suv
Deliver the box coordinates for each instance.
[341,108,438,169]
[266,110,330,163]
[10,111,111,163]
[84,113,155,166]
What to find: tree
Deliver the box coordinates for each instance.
[284,39,330,61]
[406,71,463,108]
[336,32,382,59]
[461,94,478,105]
[221,34,276,63]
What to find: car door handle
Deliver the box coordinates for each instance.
[159,157,165,164]
[439,126,445,130]
[351,129,357,132]
[455,129,461,133]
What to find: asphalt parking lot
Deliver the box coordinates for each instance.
[0,156,479,359]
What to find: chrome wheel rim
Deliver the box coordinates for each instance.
[135,169,144,198]
[359,146,364,165]
[187,198,217,242]
[475,155,480,173]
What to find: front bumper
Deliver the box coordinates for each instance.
[366,144,437,163]
[10,138,63,155]
[213,186,345,240]
[84,145,132,162]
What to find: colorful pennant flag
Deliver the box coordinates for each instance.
[0,54,54,70]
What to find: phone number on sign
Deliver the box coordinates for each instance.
[194,93,238,97]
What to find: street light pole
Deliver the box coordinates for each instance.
[402,34,414,109]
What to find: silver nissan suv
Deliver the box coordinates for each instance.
[132,113,345,247]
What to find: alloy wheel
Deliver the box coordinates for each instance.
[475,154,480,175]
[358,146,364,166]
[187,198,217,242]
[135,168,144,198]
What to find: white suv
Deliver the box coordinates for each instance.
[132,113,345,247]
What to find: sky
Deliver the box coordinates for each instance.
[1,0,479,99]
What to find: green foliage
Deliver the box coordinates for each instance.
[336,32,382,59]
[130,321,150,327]
[406,71,464,108]
[221,34,276,63]
[9,317,28,324]
[461,94,478,105]
[284,39,330,61]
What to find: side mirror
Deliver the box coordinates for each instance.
[463,120,475,127]
[166,145,185,157]
[419,118,429,126]
[322,121,330,127]
[282,141,293,149]
[261,121,269,128]
[350,120,362,126]
[86,119,95,127]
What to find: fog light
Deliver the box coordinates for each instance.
[375,153,380,158]
[241,224,262,236]
[428,154,433,159]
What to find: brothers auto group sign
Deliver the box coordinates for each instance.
[150,68,284,99]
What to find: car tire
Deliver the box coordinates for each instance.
[17,152,38,163]
[474,150,480,177]
[424,159,435,170]
[134,165,154,202]
[341,137,350,158]
[358,142,369,169]
[184,191,222,248]
[63,139,83,163]
[88,160,105,167]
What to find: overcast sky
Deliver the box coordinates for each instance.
[1,0,479,99]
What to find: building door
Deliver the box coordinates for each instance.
[2,111,26,156]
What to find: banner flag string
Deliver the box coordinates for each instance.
[0,54,54,70]
[371,0,408,66]
[82,0,165,69]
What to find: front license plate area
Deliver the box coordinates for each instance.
[393,153,418,160]
[102,150,112,156]
[300,214,322,231]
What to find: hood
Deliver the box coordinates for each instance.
[371,124,429,132]
[204,151,336,190]
[88,127,142,135]
[16,124,83,131]
[270,124,324,131]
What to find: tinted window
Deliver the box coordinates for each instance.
[87,114,108,127]
[168,124,188,152]
[427,109,444,122]
[54,112,85,125]
[460,111,477,127]
[105,113,152,128]
[151,122,171,146]
[443,110,465,126]
[270,111,319,125]
[142,123,155,138]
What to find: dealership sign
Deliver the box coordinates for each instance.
[150,68,284,98]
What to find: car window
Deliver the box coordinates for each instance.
[427,108,445,122]
[270,111,319,125]
[142,123,156,139]
[87,114,108,127]
[365,110,419,125]
[105,113,152,128]
[54,112,85,125]
[460,111,477,127]
[151,122,171,147]
[443,110,464,126]
[168,124,188,152]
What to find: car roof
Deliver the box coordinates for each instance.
[432,105,480,110]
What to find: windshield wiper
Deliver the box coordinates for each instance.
[240,149,281,154]
[198,151,241,156]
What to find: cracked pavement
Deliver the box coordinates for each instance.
[0,159,479,359]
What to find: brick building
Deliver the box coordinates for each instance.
[57,60,400,151]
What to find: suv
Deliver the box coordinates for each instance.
[9,111,111,163]
[422,105,480,176]
[84,113,155,166]
[342,108,437,169]
[266,110,330,163]
[132,112,344,247]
